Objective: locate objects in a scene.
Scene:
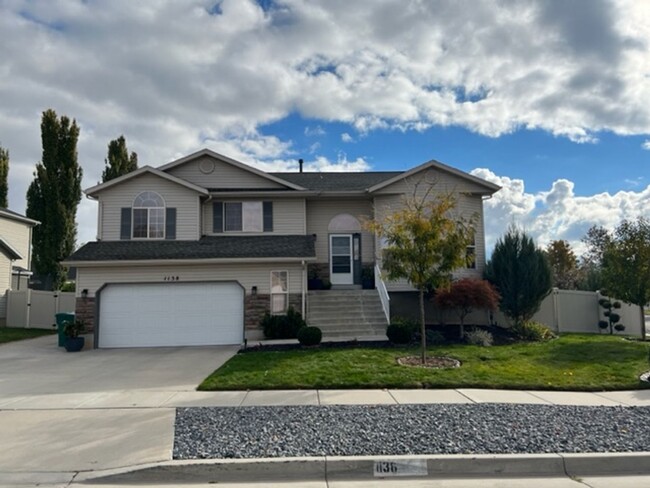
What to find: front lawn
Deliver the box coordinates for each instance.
[0,327,54,344]
[199,334,650,391]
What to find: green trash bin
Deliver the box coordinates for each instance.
[55,312,75,347]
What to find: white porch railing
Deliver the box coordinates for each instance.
[374,264,390,324]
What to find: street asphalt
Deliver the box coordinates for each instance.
[1,333,650,487]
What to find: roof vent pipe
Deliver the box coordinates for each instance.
[298,158,303,173]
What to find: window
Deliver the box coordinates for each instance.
[270,270,288,314]
[466,234,476,269]
[133,191,165,239]
[224,202,263,232]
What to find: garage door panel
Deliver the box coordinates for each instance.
[98,282,243,348]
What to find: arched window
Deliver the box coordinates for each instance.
[327,213,361,232]
[132,191,165,238]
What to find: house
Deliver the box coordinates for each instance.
[65,149,500,348]
[0,208,39,326]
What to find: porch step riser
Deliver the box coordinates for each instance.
[307,289,388,336]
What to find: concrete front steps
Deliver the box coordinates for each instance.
[307,289,388,338]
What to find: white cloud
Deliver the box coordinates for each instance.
[304,125,326,137]
[643,140,650,150]
[471,168,650,256]
[1,0,649,245]
[341,133,354,143]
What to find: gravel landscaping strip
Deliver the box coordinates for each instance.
[174,404,650,459]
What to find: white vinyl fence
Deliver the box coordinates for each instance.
[6,289,76,329]
[493,289,644,337]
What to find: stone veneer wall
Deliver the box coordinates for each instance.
[75,297,96,331]
[244,293,302,330]
[308,263,330,283]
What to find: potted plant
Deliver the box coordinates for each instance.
[307,267,323,290]
[63,319,86,352]
[361,265,375,289]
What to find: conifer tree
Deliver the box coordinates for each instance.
[0,144,8,208]
[485,226,552,327]
[26,109,83,289]
[101,135,138,182]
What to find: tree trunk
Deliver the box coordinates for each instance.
[419,287,426,364]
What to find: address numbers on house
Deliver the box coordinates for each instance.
[163,276,180,281]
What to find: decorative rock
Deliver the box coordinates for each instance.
[173,404,650,460]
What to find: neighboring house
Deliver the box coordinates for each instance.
[0,208,39,326]
[65,149,500,348]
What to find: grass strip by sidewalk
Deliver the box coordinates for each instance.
[0,327,54,344]
[199,334,650,391]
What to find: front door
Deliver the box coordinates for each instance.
[330,234,353,285]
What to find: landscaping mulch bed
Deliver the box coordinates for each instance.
[396,355,461,369]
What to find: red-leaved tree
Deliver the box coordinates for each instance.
[434,278,500,337]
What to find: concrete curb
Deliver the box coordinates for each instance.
[74,452,650,484]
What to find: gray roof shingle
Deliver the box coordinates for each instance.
[270,172,403,191]
[67,235,316,262]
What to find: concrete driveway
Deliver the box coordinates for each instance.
[0,333,238,399]
[0,334,239,483]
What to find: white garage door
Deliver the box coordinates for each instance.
[98,282,244,348]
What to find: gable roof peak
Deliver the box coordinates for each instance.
[158,148,306,191]
[85,165,209,197]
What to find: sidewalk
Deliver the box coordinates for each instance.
[2,386,650,409]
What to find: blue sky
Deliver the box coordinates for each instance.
[0,0,648,253]
[262,114,648,195]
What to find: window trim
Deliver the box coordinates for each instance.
[132,191,166,240]
[270,270,289,315]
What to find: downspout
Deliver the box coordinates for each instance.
[202,195,213,237]
[301,260,306,319]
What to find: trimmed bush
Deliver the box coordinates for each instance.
[387,318,417,345]
[261,306,307,339]
[464,328,494,347]
[426,329,446,345]
[297,326,322,346]
[511,321,556,342]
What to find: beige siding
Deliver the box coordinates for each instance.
[76,263,303,297]
[374,166,491,195]
[373,190,486,292]
[202,198,306,235]
[0,255,11,318]
[167,155,287,189]
[306,199,374,263]
[0,217,32,270]
[98,173,201,241]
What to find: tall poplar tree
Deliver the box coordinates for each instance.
[0,144,8,208]
[26,109,83,289]
[101,135,138,182]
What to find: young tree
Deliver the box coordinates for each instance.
[367,190,475,363]
[101,135,138,182]
[545,240,579,289]
[485,226,552,327]
[601,217,650,339]
[434,278,500,337]
[26,109,83,289]
[0,144,8,208]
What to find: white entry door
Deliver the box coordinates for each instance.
[330,234,353,285]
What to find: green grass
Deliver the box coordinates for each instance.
[199,334,650,391]
[0,327,54,344]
